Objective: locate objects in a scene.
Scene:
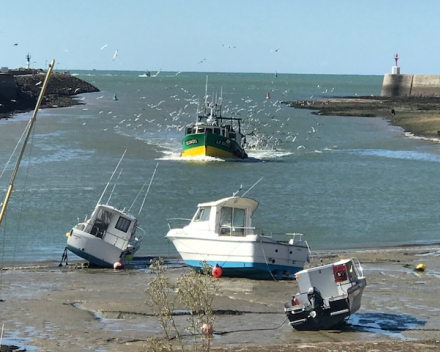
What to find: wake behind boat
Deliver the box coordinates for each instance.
[284,257,366,330]
[166,194,310,280]
[181,78,248,159]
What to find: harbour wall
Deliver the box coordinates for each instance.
[381,74,440,97]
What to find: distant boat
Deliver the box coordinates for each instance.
[284,257,366,330]
[166,194,310,279]
[181,77,248,159]
[139,71,151,78]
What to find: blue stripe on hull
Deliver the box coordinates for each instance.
[183,259,303,280]
[66,245,113,268]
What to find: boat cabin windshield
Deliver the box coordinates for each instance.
[219,206,245,236]
[194,207,211,222]
[91,208,112,238]
[186,125,240,140]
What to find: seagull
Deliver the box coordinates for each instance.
[198,58,206,64]
[271,48,280,52]
[13,43,18,46]
[100,44,108,50]
[112,49,118,61]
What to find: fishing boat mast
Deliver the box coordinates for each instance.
[0,59,55,228]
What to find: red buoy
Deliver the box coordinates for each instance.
[211,264,222,278]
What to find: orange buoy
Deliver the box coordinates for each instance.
[211,264,222,278]
[113,262,122,269]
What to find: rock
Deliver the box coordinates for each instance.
[0,70,99,119]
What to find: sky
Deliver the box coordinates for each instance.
[2,1,440,75]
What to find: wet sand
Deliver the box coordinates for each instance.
[1,246,440,351]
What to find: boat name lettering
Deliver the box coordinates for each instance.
[185,138,198,146]
[215,140,231,148]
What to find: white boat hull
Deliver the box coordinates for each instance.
[167,230,309,279]
[67,229,137,267]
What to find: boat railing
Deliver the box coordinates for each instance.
[258,230,305,242]
[352,257,364,278]
[167,218,192,230]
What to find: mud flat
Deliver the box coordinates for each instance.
[1,245,440,351]
[283,96,440,140]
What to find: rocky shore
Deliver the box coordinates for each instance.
[0,70,99,120]
[283,96,440,140]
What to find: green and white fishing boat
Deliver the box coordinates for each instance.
[181,80,248,159]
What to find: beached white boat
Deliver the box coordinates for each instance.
[284,257,366,330]
[61,154,156,268]
[65,203,140,268]
[166,195,310,280]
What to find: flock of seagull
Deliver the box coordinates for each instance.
[77,76,323,158]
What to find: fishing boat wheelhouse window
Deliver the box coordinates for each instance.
[194,207,210,221]
[115,216,131,233]
[91,208,112,237]
[219,207,245,236]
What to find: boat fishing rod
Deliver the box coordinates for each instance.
[0,59,55,229]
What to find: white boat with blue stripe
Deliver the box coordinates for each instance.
[166,195,310,280]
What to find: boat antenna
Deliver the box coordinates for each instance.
[232,185,243,196]
[106,168,123,205]
[96,149,127,206]
[0,59,55,229]
[138,163,159,215]
[241,177,263,197]
[204,74,209,105]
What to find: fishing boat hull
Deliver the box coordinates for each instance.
[181,132,247,159]
[67,228,139,268]
[166,231,309,280]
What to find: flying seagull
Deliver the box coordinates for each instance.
[112,49,118,61]
[100,44,108,50]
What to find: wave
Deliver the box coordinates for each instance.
[339,148,440,163]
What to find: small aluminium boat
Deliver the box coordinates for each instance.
[181,78,248,159]
[284,257,366,330]
[166,195,310,279]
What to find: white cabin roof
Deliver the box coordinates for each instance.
[197,196,259,212]
[95,203,137,221]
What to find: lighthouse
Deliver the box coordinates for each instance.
[391,53,400,74]
[26,53,31,69]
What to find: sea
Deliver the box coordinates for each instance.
[1,71,440,264]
